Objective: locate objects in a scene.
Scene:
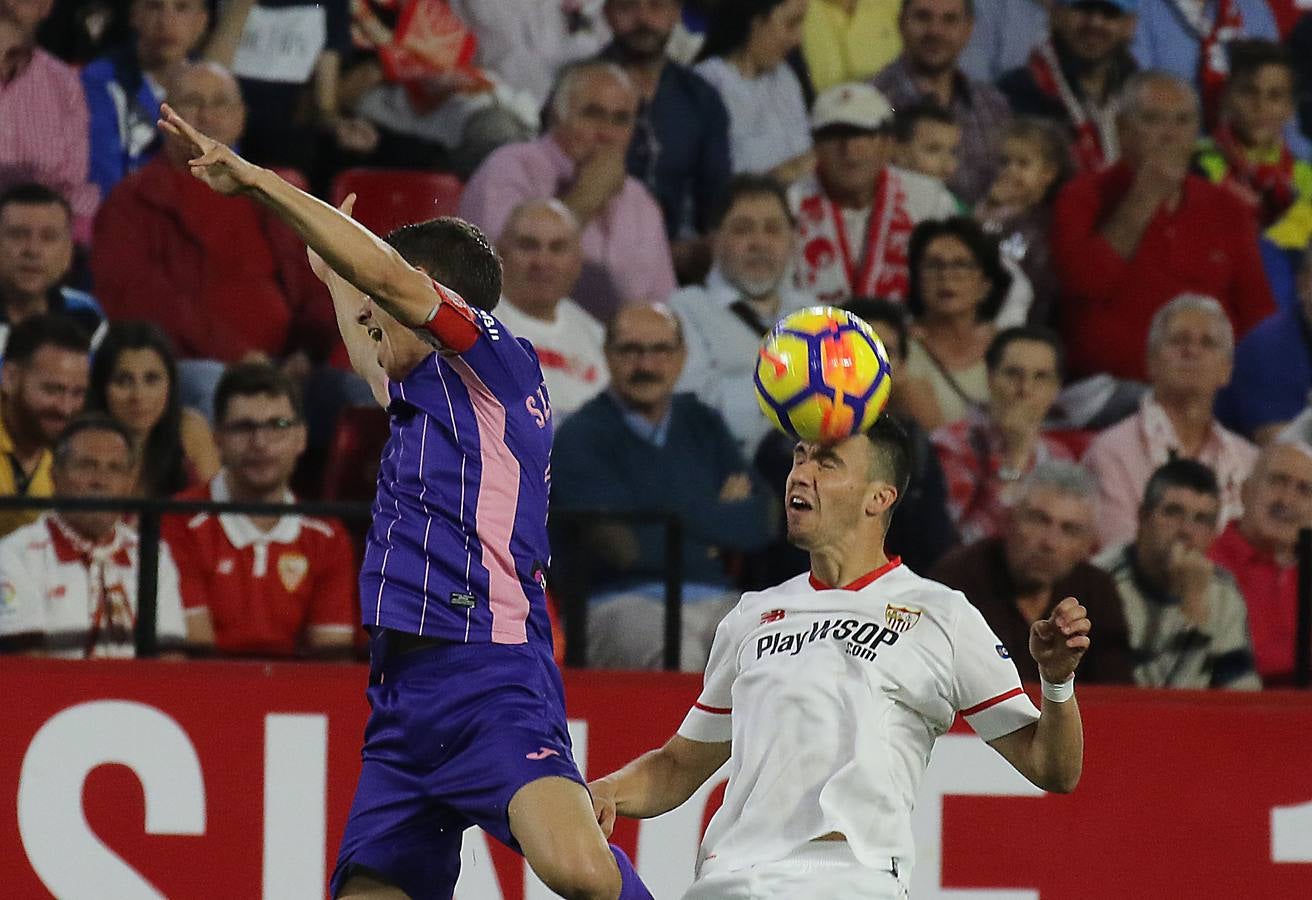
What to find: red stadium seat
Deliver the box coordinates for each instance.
[321,405,391,502]
[270,166,310,193]
[330,168,464,236]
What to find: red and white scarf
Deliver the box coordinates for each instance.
[1212,122,1298,227]
[792,169,916,304]
[1026,40,1118,173]
[1169,0,1244,128]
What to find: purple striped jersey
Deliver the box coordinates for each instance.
[360,309,555,645]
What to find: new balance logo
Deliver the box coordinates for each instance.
[526,747,560,761]
[760,608,786,624]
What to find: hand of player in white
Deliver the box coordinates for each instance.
[1029,596,1090,684]
[157,102,263,196]
[588,779,618,839]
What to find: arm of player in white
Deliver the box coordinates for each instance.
[589,735,731,838]
[986,597,1088,793]
[158,104,452,333]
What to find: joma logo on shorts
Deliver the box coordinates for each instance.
[755,617,900,661]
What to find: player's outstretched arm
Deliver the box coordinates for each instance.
[157,104,444,331]
[588,735,730,838]
[987,597,1088,794]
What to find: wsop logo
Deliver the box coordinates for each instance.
[884,604,922,633]
[756,616,901,664]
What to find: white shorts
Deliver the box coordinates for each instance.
[682,842,908,900]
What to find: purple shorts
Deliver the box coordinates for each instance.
[330,631,585,899]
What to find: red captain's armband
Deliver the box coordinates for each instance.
[421,280,480,353]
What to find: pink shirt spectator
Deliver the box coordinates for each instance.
[1208,521,1295,684]
[1083,394,1258,549]
[932,410,1074,545]
[0,49,98,243]
[459,135,676,323]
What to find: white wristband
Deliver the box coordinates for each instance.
[1040,674,1075,703]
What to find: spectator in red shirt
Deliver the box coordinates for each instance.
[1050,71,1274,382]
[932,325,1072,545]
[164,362,357,658]
[1209,440,1312,685]
[90,61,338,421]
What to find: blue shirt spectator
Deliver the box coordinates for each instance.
[82,47,165,199]
[1131,0,1278,88]
[958,0,1048,83]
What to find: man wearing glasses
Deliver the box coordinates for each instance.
[551,304,775,670]
[162,361,357,659]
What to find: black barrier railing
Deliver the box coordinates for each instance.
[0,495,371,658]
[0,497,688,669]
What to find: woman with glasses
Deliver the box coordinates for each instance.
[86,321,220,498]
[903,216,1013,431]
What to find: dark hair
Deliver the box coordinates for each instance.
[695,0,791,61]
[4,314,90,365]
[383,217,503,313]
[712,173,793,230]
[1226,39,1293,85]
[214,361,304,425]
[1002,117,1074,202]
[1141,458,1220,514]
[863,412,912,514]
[53,412,135,468]
[844,297,909,361]
[87,322,187,498]
[984,325,1065,380]
[906,217,1011,321]
[899,0,974,21]
[892,101,957,144]
[0,182,73,222]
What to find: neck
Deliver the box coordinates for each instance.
[910,64,956,106]
[1076,60,1113,104]
[808,538,890,589]
[620,393,672,427]
[0,285,47,320]
[0,20,32,70]
[922,310,977,341]
[1238,519,1296,567]
[727,49,764,79]
[141,57,185,90]
[1013,584,1052,623]
[63,514,116,546]
[621,56,665,98]
[223,474,287,532]
[821,174,874,209]
[1155,390,1215,456]
[745,290,782,319]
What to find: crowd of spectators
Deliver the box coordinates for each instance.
[4,0,1312,690]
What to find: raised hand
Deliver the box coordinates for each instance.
[157,102,263,196]
[1029,596,1091,684]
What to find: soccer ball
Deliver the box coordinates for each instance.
[754,306,893,443]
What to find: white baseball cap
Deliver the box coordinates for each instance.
[811,83,895,133]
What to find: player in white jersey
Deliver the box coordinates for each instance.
[589,415,1090,898]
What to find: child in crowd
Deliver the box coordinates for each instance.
[893,103,963,205]
[975,117,1072,328]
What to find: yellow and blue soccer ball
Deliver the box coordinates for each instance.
[755,306,893,443]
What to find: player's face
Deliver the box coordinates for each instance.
[132,0,209,68]
[986,339,1060,431]
[1224,64,1295,149]
[1147,308,1232,401]
[917,235,990,320]
[358,297,431,381]
[1241,444,1312,554]
[785,437,881,549]
[554,71,638,164]
[104,348,171,438]
[216,393,305,496]
[1,346,89,445]
[715,194,793,299]
[499,205,584,316]
[605,307,685,414]
[1137,486,1220,575]
[53,428,134,538]
[899,0,973,75]
[0,201,73,299]
[898,121,961,183]
[1005,488,1096,590]
[815,131,891,204]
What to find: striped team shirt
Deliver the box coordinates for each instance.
[360,304,555,646]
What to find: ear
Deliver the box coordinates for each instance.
[864,480,899,520]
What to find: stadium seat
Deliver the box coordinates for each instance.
[330,169,464,236]
[270,166,310,193]
[321,405,390,502]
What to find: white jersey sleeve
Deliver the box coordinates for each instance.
[951,602,1041,741]
[677,604,740,744]
[153,542,188,647]
[0,528,47,638]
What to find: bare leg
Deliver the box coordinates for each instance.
[509,776,622,900]
[336,870,411,899]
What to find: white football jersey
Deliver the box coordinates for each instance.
[678,559,1040,879]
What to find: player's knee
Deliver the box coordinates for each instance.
[532,844,621,900]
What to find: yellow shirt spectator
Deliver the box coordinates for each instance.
[802,0,902,93]
[0,412,54,537]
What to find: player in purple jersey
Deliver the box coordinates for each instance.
[159,106,653,900]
